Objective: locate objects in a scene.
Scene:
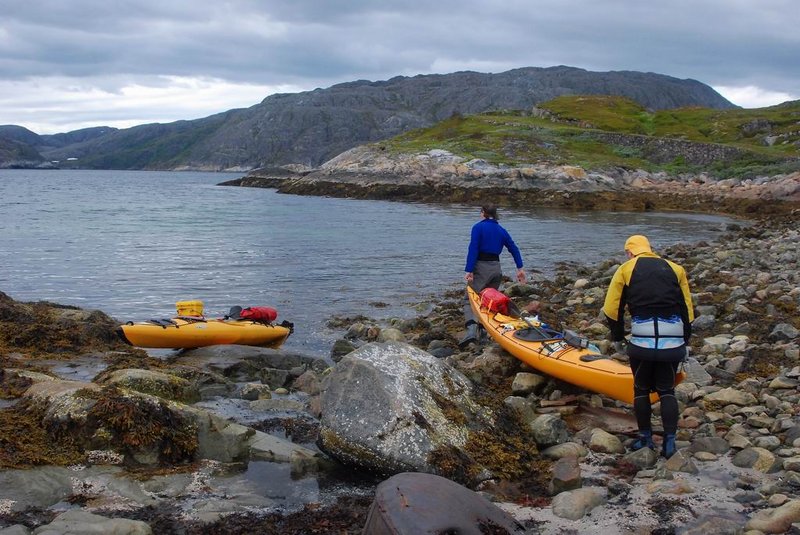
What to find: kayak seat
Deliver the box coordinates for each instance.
[579,353,612,362]
[514,328,560,342]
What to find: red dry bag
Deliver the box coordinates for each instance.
[239,306,278,323]
[480,288,510,315]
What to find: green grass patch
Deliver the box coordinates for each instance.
[379,96,800,178]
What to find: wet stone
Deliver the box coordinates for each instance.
[549,455,582,496]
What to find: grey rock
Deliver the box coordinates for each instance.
[174,345,329,380]
[769,376,799,389]
[176,405,254,463]
[732,447,780,472]
[549,455,582,495]
[99,368,200,403]
[663,449,699,474]
[623,446,659,469]
[746,499,800,533]
[0,526,30,535]
[784,425,800,444]
[428,346,455,359]
[530,413,571,448]
[248,430,319,470]
[733,490,763,504]
[753,435,782,450]
[330,338,356,362]
[688,436,730,455]
[377,327,405,342]
[770,323,799,341]
[723,355,746,374]
[293,369,322,396]
[540,442,589,460]
[675,515,742,535]
[239,382,272,401]
[551,487,608,520]
[703,387,758,406]
[32,510,152,534]
[691,314,716,331]
[504,396,536,424]
[0,466,157,513]
[588,428,625,454]
[260,368,290,389]
[317,342,491,476]
[511,372,547,396]
[682,357,713,386]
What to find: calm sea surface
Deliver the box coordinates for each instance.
[0,169,735,356]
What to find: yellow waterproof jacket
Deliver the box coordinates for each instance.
[603,252,694,342]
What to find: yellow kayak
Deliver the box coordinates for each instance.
[117,316,292,349]
[467,286,684,404]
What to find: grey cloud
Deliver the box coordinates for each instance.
[0,0,798,133]
[3,0,798,93]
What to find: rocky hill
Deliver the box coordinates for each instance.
[226,96,800,216]
[0,125,117,168]
[0,136,43,167]
[0,66,735,171]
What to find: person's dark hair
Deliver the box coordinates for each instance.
[481,204,498,219]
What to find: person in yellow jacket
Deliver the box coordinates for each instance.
[602,235,694,459]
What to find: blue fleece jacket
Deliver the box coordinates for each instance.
[464,218,524,272]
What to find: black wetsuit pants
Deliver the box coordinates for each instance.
[629,357,680,435]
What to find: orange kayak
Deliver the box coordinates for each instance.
[117,316,292,349]
[467,286,684,404]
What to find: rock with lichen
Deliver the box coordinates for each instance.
[317,342,493,479]
[98,368,201,403]
[0,291,127,355]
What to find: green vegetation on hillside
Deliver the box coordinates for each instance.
[384,96,800,179]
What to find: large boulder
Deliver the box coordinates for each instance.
[317,342,491,475]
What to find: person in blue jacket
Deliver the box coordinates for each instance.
[460,204,526,347]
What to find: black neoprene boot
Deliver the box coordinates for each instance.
[458,322,479,348]
[631,430,655,451]
[662,433,677,459]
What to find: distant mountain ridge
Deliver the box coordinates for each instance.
[0,125,118,167]
[0,66,736,171]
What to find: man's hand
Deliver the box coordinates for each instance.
[613,340,627,354]
[516,268,526,283]
[464,272,474,283]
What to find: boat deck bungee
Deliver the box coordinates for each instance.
[117,316,293,349]
[467,286,685,404]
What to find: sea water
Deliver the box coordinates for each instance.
[0,169,735,356]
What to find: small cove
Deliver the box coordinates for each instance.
[0,169,738,357]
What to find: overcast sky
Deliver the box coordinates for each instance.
[2,0,798,134]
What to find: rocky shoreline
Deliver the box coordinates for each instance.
[223,146,800,217]
[1,169,800,533]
